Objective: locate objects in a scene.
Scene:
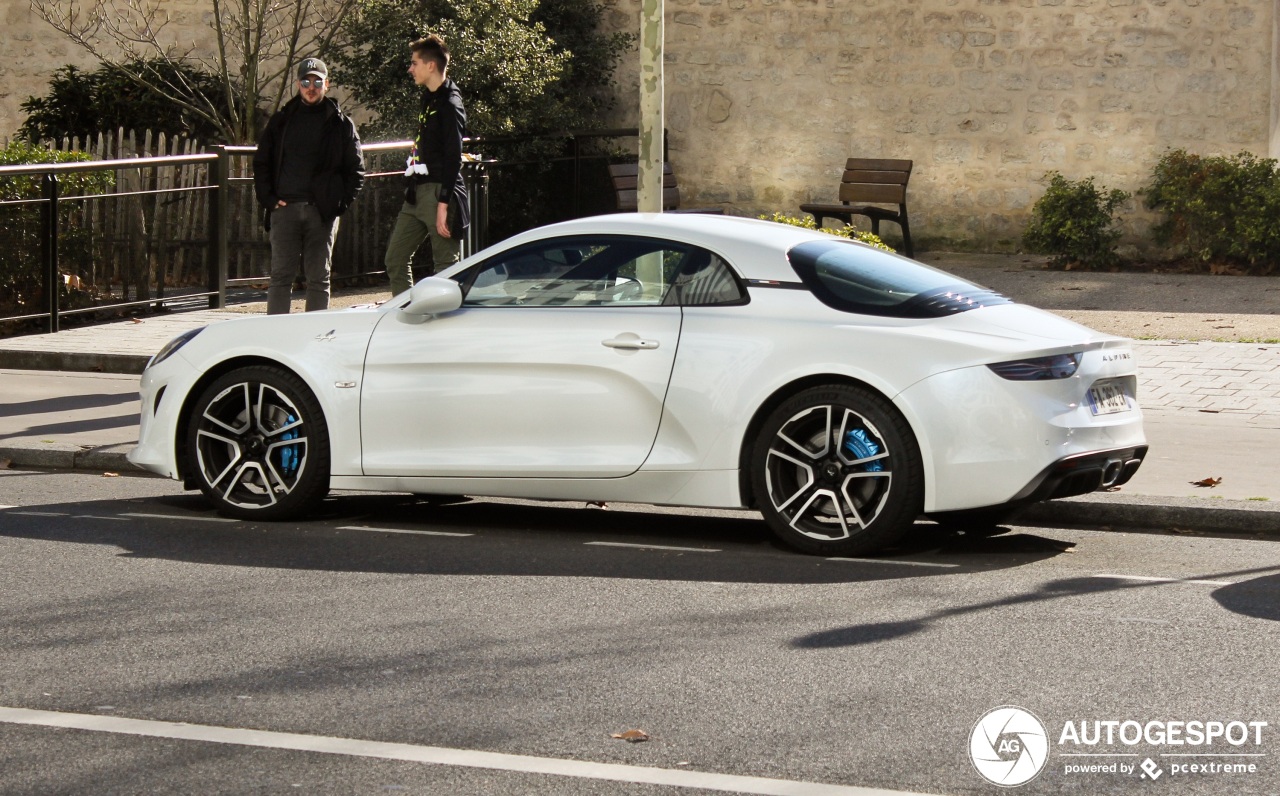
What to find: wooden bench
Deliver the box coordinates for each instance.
[800,158,914,257]
[609,163,723,214]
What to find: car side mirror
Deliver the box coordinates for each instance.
[399,277,463,321]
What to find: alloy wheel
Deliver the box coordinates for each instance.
[194,380,309,510]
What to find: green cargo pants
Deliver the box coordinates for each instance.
[384,181,461,296]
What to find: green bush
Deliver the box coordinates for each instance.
[328,0,633,241]
[1143,149,1280,273]
[1022,172,1129,270]
[18,60,251,144]
[761,213,895,252]
[0,141,115,317]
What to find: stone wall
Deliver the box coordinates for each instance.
[2,4,101,138]
[7,0,1276,251]
[602,0,1275,251]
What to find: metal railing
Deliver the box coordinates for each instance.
[0,128,643,334]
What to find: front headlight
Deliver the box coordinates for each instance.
[987,352,1082,380]
[147,327,204,369]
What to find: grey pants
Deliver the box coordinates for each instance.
[267,202,339,314]
[384,182,461,296]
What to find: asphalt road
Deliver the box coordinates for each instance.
[2,469,1278,796]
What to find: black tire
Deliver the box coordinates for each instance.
[185,365,330,520]
[750,385,924,556]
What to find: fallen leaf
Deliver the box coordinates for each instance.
[0,458,11,469]
[131,318,144,324]
[611,729,650,743]
[586,501,609,509]
[1190,477,1222,488]
[102,472,120,478]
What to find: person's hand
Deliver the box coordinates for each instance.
[436,202,451,238]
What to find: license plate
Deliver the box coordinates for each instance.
[1087,380,1132,415]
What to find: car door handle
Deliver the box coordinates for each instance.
[603,335,661,350]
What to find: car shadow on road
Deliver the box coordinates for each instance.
[2,491,1082,586]
[792,565,1280,649]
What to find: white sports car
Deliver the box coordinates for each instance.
[128,214,1147,555]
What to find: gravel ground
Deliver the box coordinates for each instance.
[226,251,1280,343]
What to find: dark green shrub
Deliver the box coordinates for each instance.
[328,0,634,241]
[1022,172,1129,270]
[761,213,894,252]
[0,141,115,318]
[18,60,253,144]
[1144,149,1280,273]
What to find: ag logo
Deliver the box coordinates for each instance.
[969,705,1049,786]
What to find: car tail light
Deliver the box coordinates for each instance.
[987,352,1082,380]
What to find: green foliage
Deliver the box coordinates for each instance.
[330,0,632,141]
[0,141,115,317]
[1022,172,1129,270]
[18,60,250,144]
[329,0,633,241]
[1144,149,1280,273]
[761,213,896,252]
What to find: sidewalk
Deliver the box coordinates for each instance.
[3,255,1279,537]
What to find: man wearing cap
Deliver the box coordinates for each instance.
[254,57,365,314]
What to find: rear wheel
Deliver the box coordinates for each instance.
[186,365,330,520]
[751,385,923,556]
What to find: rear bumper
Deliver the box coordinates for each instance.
[1012,444,1149,503]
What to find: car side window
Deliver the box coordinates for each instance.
[462,236,688,307]
[664,249,747,307]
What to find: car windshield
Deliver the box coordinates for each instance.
[786,239,1012,318]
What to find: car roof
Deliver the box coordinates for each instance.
[460,213,853,282]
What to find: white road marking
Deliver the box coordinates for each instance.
[826,557,959,569]
[8,511,67,517]
[0,505,16,510]
[79,515,130,522]
[0,707,932,796]
[1093,573,1234,586]
[338,525,473,537]
[119,513,238,523]
[586,541,721,552]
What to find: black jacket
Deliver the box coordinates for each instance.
[254,95,365,229]
[408,78,469,235]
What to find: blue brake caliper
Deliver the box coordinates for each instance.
[842,428,884,472]
[278,414,300,477]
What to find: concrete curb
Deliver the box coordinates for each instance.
[1019,495,1280,536]
[3,440,1276,537]
[0,351,149,375]
[0,443,135,473]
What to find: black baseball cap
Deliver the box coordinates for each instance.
[297,58,328,80]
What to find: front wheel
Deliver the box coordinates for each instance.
[751,385,923,556]
[185,365,330,520]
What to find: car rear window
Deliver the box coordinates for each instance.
[786,239,1012,318]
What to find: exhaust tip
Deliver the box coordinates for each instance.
[1101,459,1124,488]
